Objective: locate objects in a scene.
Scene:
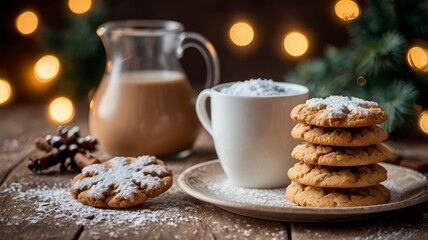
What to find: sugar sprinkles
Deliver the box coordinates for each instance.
[1,181,288,239]
[1,182,201,237]
[206,176,297,208]
[306,95,379,118]
[220,79,292,96]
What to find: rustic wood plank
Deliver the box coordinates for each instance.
[0,144,36,185]
[0,209,82,240]
[291,201,428,239]
[78,191,288,240]
[0,102,90,139]
[0,158,85,240]
[0,103,44,183]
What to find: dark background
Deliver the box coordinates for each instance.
[0,0,356,102]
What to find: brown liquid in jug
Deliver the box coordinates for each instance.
[89,70,199,157]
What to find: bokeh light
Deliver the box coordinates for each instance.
[34,55,61,83]
[48,97,75,124]
[334,0,360,21]
[418,110,428,134]
[407,46,428,73]
[283,32,309,57]
[229,22,254,47]
[357,76,367,86]
[0,79,12,105]
[68,0,92,14]
[16,11,39,35]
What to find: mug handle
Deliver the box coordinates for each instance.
[195,89,213,135]
[177,32,220,88]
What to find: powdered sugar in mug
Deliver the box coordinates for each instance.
[196,79,309,188]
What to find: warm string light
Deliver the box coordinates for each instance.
[334,0,361,21]
[0,79,12,105]
[16,11,39,35]
[407,46,428,73]
[48,97,75,124]
[229,22,254,47]
[228,21,310,58]
[418,110,428,134]
[68,0,92,14]
[34,55,61,83]
[283,32,309,57]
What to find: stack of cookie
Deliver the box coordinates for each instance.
[285,95,392,207]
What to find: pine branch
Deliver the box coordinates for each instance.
[369,0,396,31]
[373,80,419,132]
[353,32,406,76]
[286,46,356,98]
[349,0,396,43]
[37,5,107,97]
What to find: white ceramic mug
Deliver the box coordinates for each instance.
[196,82,309,188]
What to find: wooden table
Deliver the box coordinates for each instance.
[1,103,428,240]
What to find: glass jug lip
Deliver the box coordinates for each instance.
[97,20,184,36]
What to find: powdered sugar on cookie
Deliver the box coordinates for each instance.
[291,95,387,128]
[71,156,172,208]
[306,95,379,118]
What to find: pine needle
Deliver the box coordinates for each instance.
[373,80,418,132]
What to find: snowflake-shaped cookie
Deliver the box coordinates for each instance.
[71,156,172,208]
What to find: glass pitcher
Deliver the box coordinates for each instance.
[89,20,220,158]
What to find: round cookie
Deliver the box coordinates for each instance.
[290,95,387,128]
[291,123,388,147]
[287,162,387,188]
[285,181,391,207]
[71,155,173,208]
[291,142,390,166]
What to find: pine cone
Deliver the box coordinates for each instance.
[28,126,100,172]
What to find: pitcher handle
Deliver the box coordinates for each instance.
[177,32,220,88]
